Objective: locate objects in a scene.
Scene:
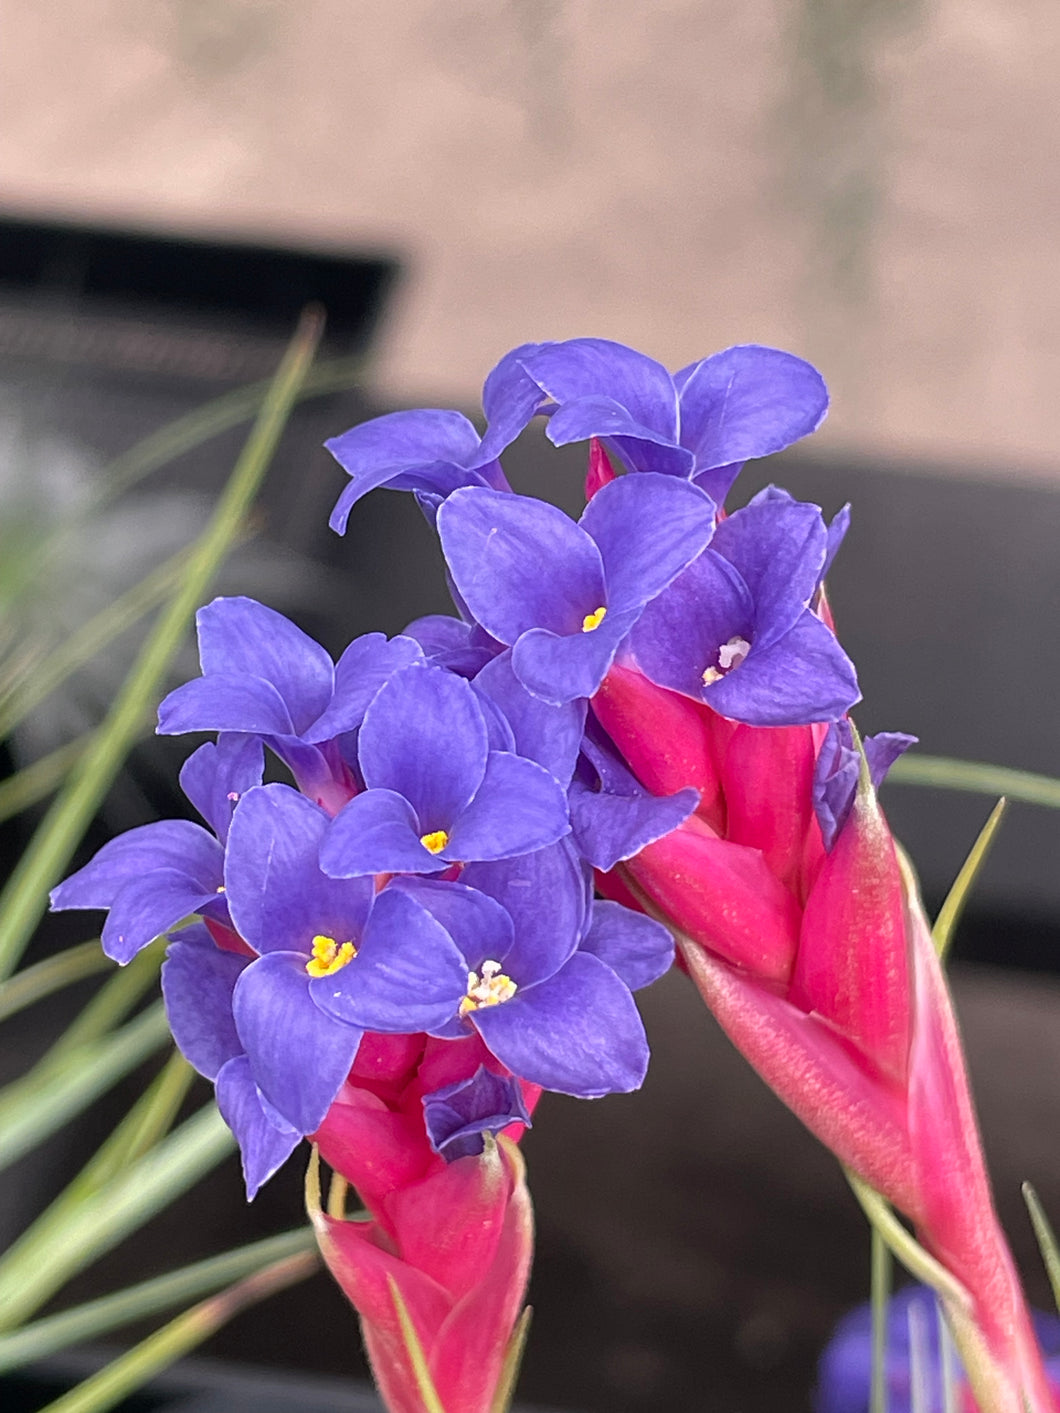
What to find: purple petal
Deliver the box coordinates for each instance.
[438,487,607,644]
[320,789,441,877]
[304,633,424,744]
[473,952,649,1097]
[357,665,489,827]
[389,877,515,969]
[462,841,587,985]
[579,472,717,611]
[675,345,828,468]
[511,609,637,706]
[157,674,295,737]
[823,503,851,580]
[630,550,754,699]
[311,886,467,1033]
[520,339,679,443]
[448,752,571,862]
[51,820,223,911]
[422,1067,531,1161]
[579,901,674,990]
[178,735,264,843]
[101,870,225,963]
[548,397,689,468]
[224,784,373,954]
[325,409,484,530]
[478,342,551,462]
[814,722,917,851]
[569,779,698,871]
[474,651,586,785]
[403,615,499,677]
[195,598,334,735]
[692,461,745,505]
[233,951,362,1134]
[713,493,827,650]
[705,610,861,726]
[162,926,247,1079]
[215,1055,302,1199]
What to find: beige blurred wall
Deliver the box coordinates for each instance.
[2,0,1059,478]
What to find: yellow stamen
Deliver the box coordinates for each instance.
[581,606,607,633]
[420,828,449,855]
[459,959,518,1016]
[702,635,751,687]
[306,934,357,978]
[701,666,723,686]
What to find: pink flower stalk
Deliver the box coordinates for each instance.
[308,1031,536,1413]
[594,664,1056,1413]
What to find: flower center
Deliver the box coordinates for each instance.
[420,828,449,855]
[459,959,518,1016]
[305,934,357,978]
[581,605,607,633]
[702,635,751,686]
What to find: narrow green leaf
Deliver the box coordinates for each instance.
[844,1170,971,1310]
[489,1306,533,1413]
[1022,1183,1060,1315]
[387,1275,448,1413]
[0,544,195,738]
[870,1228,891,1413]
[0,1003,169,1174]
[888,756,1060,810]
[0,307,324,983]
[32,1246,319,1413]
[0,940,109,1024]
[0,736,96,824]
[0,1104,235,1330]
[47,943,162,1061]
[0,1229,316,1372]
[932,798,1007,961]
[937,1301,959,1413]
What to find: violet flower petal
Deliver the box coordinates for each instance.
[704,610,861,726]
[232,951,362,1135]
[711,493,827,651]
[319,789,441,878]
[215,1054,302,1200]
[422,1067,531,1161]
[579,901,674,991]
[472,952,649,1098]
[520,339,679,443]
[304,632,424,743]
[462,841,587,985]
[446,752,571,862]
[511,610,638,706]
[177,735,264,844]
[474,651,586,786]
[569,778,698,871]
[50,820,223,912]
[162,926,247,1079]
[389,876,516,970]
[156,674,295,737]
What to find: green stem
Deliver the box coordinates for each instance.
[0,308,324,984]
[32,1247,319,1413]
[888,756,1060,810]
[0,1229,317,1372]
[870,1227,891,1413]
[0,940,109,1024]
[0,1104,235,1330]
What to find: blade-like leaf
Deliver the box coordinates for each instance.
[387,1274,448,1413]
[870,1228,891,1413]
[888,756,1060,811]
[489,1305,533,1413]
[932,799,1007,961]
[1022,1183,1060,1316]
[0,307,324,983]
[0,940,109,1024]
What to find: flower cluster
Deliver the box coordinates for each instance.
[50,336,1052,1413]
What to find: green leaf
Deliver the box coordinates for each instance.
[0,308,324,984]
[0,1104,235,1330]
[31,1245,319,1413]
[0,736,99,824]
[1022,1183,1060,1315]
[0,940,110,1024]
[888,756,1060,811]
[932,798,1007,961]
[387,1275,448,1413]
[844,1170,971,1310]
[0,1003,170,1175]
[870,1228,891,1413]
[0,1229,316,1372]
[489,1306,533,1413]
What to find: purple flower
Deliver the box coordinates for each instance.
[813,719,917,850]
[437,472,717,705]
[630,488,861,726]
[319,841,669,1099]
[157,597,423,813]
[318,663,570,878]
[570,717,699,870]
[422,1066,531,1161]
[50,734,262,963]
[482,338,828,504]
[325,409,513,532]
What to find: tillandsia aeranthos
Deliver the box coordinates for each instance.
[52,337,1056,1413]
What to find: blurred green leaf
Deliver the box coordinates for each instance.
[1022,1184,1060,1316]
[0,940,109,1024]
[32,1245,319,1413]
[870,1227,891,1413]
[0,308,324,983]
[490,1306,532,1413]
[388,1274,448,1413]
[0,1228,317,1372]
[0,736,98,825]
[888,756,1060,810]
[0,1103,235,1330]
[932,798,1007,961]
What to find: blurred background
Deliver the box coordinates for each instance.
[2,2,1060,1410]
